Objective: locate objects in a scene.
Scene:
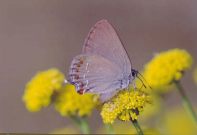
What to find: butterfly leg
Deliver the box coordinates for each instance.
[133,81,137,90]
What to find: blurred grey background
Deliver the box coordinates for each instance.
[0,0,197,133]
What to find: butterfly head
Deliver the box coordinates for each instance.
[131,69,138,78]
[130,69,152,89]
[125,69,136,86]
[128,69,137,83]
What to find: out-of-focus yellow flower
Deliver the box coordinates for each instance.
[163,107,197,135]
[23,68,64,112]
[143,48,192,92]
[194,67,197,84]
[54,84,99,117]
[101,89,150,124]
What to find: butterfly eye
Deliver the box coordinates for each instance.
[132,71,136,77]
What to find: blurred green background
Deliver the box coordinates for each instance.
[0,0,197,133]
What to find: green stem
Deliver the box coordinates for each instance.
[131,119,144,135]
[105,124,115,134]
[71,116,90,134]
[175,81,197,124]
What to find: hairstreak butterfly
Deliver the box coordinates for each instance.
[68,19,139,102]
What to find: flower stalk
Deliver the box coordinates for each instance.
[174,81,197,124]
[71,116,90,134]
[105,124,115,134]
[131,119,144,135]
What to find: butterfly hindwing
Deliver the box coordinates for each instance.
[69,54,122,95]
[100,91,118,102]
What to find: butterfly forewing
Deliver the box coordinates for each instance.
[82,19,132,76]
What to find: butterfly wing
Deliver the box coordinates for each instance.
[99,91,118,102]
[68,54,122,96]
[82,19,132,76]
[69,20,133,102]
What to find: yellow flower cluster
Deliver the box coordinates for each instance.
[54,84,99,117]
[101,89,150,124]
[23,68,64,112]
[143,49,192,90]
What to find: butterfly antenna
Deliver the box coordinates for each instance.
[136,71,152,89]
[136,75,147,89]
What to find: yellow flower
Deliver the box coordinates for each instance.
[101,89,150,124]
[23,68,64,112]
[143,48,192,91]
[54,84,99,117]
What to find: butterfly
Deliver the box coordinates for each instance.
[68,19,140,102]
